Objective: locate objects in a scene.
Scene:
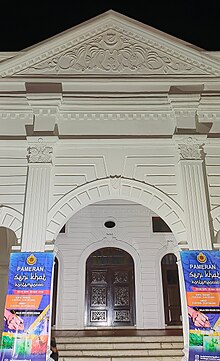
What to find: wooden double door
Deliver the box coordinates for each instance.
[85,248,136,327]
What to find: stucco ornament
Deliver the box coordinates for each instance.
[178,137,202,160]
[27,139,53,163]
[19,29,197,75]
[110,175,121,190]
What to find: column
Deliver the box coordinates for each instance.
[21,137,57,252]
[174,135,212,250]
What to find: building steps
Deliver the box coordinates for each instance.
[56,335,184,361]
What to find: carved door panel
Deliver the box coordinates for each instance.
[85,249,135,327]
[111,268,134,326]
[86,269,109,326]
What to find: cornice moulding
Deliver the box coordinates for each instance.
[56,138,175,146]
[26,94,62,110]
[27,136,59,143]
[0,112,33,120]
[60,101,172,112]
[0,140,27,147]
[59,111,175,120]
[205,138,220,145]
[173,134,207,141]
[0,52,24,62]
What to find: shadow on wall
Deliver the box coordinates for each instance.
[0,227,17,334]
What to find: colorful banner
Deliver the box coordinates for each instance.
[181,251,220,361]
[0,252,54,361]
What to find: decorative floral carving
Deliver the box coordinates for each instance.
[19,30,196,76]
[178,137,202,160]
[28,143,53,163]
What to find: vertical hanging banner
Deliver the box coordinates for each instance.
[181,251,220,361]
[0,252,54,361]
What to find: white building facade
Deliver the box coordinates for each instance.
[0,10,220,358]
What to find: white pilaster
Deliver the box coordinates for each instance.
[176,256,189,361]
[175,136,212,250]
[21,137,57,252]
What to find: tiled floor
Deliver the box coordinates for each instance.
[52,328,183,337]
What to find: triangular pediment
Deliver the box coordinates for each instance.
[1,10,220,78]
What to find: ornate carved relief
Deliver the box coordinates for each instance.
[12,26,213,77]
[114,287,129,306]
[177,137,203,160]
[91,271,107,283]
[114,271,129,283]
[91,310,106,321]
[110,176,121,190]
[91,287,106,306]
[27,139,53,163]
[114,310,130,322]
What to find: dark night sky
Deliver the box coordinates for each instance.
[0,1,220,51]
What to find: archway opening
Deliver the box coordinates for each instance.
[54,199,180,329]
[85,247,136,327]
[161,253,182,326]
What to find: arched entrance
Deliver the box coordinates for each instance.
[85,247,136,327]
[161,253,182,326]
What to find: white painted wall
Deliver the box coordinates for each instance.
[54,200,177,329]
[52,140,180,207]
[0,142,27,215]
[0,138,219,245]
[0,227,17,333]
[205,140,220,211]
